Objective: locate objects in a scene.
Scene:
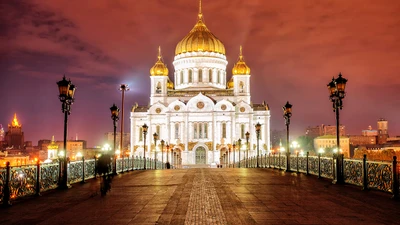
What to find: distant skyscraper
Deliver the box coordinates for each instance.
[5,113,25,149]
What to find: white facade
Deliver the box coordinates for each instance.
[130,7,270,166]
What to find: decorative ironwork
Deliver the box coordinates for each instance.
[290,156,297,171]
[320,157,334,179]
[298,157,307,173]
[124,158,130,171]
[68,161,83,184]
[280,155,287,169]
[40,163,59,191]
[85,160,96,179]
[0,169,6,203]
[343,159,363,186]
[116,158,122,172]
[308,157,319,175]
[367,161,392,192]
[10,166,37,199]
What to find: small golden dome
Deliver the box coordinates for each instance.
[227,77,234,89]
[175,1,225,56]
[167,78,174,89]
[47,136,59,150]
[150,46,168,76]
[232,46,250,75]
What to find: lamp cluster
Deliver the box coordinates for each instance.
[327,73,348,112]
[57,76,76,114]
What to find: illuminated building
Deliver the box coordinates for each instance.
[314,135,350,157]
[4,113,25,149]
[130,2,270,166]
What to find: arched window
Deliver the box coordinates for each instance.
[139,127,143,141]
[217,71,221,84]
[241,124,245,139]
[189,70,193,83]
[204,123,208,138]
[199,123,203,138]
[239,81,244,93]
[156,82,161,93]
[180,71,184,84]
[194,123,198,139]
[222,123,226,138]
[156,125,160,139]
[209,70,212,82]
[198,69,203,82]
[175,123,179,139]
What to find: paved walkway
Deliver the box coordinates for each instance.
[1,168,399,225]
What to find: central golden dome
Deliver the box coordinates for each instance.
[175,2,225,56]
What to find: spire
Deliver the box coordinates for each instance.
[158,46,162,60]
[198,0,203,20]
[12,113,21,127]
[239,45,243,60]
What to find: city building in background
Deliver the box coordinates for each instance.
[305,124,346,139]
[104,132,130,152]
[130,6,271,166]
[4,113,24,149]
[313,135,350,157]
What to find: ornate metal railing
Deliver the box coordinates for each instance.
[238,153,399,199]
[0,155,172,205]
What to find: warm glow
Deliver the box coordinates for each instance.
[280,147,285,152]
[115,149,121,155]
[318,148,325,154]
[58,151,65,157]
[102,143,111,151]
[76,152,83,158]
[12,113,21,127]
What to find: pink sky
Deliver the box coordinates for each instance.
[1,0,400,146]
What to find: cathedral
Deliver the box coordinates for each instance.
[130,2,270,166]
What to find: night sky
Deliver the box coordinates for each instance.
[1,0,399,147]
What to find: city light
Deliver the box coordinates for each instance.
[102,144,111,151]
[318,148,325,154]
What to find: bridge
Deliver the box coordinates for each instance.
[1,155,400,224]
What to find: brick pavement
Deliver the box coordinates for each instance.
[0,168,399,225]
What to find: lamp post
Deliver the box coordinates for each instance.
[57,76,76,189]
[245,131,250,168]
[283,101,292,172]
[255,122,261,168]
[110,104,120,175]
[153,132,158,169]
[232,142,236,168]
[327,73,348,184]
[166,143,170,168]
[119,84,129,169]
[238,138,242,168]
[161,139,165,169]
[142,124,148,170]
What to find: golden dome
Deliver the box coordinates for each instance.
[227,77,234,89]
[150,46,168,76]
[47,136,59,150]
[167,78,174,89]
[175,1,225,56]
[232,46,251,75]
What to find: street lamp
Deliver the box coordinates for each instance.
[238,138,242,168]
[57,75,76,189]
[166,143,170,169]
[328,73,348,184]
[161,139,165,169]
[232,142,236,168]
[283,101,292,172]
[142,124,148,169]
[255,122,261,168]
[110,104,119,174]
[119,84,129,166]
[245,131,250,168]
[153,132,158,169]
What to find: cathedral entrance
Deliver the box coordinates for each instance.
[195,147,206,164]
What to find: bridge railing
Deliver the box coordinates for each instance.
[0,155,171,206]
[238,153,398,199]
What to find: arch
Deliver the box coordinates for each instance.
[156,82,161,93]
[195,146,207,164]
[239,81,244,92]
[189,70,193,83]
[209,69,212,82]
[198,69,203,82]
[180,71,184,84]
